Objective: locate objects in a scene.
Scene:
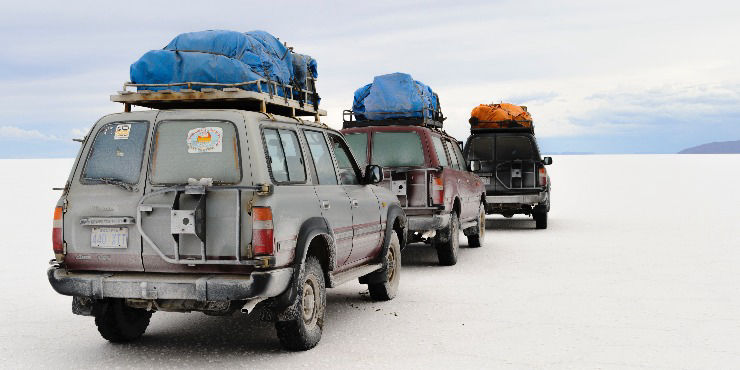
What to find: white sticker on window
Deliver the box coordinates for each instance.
[187,127,223,153]
[114,124,131,140]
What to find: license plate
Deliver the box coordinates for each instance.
[480,177,490,185]
[91,227,128,249]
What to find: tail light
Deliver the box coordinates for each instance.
[430,174,444,206]
[538,167,548,187]
[252,207,274,256]
[52,206,65,260]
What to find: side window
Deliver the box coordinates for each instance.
[263,128,306,183]
[431,136,449,167]
[344,133,368,169]
[304,130,338,185]
[444,141,460,170]
[452,142,468,170]
[328,134,360,185]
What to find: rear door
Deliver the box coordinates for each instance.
[303,130,355,269]
[492,134,540,193]
[449,139,479,220]
[140,111,246,272]
[327,133,382,265]
[64,112,156,271]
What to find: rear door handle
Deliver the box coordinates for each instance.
[351,199,359,208]
[320,200,330,210]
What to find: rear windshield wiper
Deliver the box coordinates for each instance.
[85,177,135,192]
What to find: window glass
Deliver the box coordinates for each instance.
[263,129,288,182]
[328,134,360,185]
[467,136,495,161]
[444,141,460,170]
[452,142,468,170]
[496,136,535,161]
[344,133,368,168]
[304,130,338,185]
[431,136,449,167]
[279,129,307,183]
[151,121,240,184]
[263,129,306,183]
[371,131,424,167]
[82,121,148,184]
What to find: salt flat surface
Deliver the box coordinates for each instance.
[0,155,738,369]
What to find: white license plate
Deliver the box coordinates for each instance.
[480,177,490,185]
[91,227,128,249]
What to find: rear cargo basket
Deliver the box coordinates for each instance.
[342,109,444,129]
[111,78,326,119]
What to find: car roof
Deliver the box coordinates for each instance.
[341,125,456,140]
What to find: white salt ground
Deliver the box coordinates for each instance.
[0,155,738,369]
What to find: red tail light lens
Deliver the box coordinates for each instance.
[52,206,64,255]
[252,207,274,256]
[538,167,548,187]
[431,175,444,205]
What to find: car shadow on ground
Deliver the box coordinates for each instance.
[105,288,391,358]
[485,217,535,230]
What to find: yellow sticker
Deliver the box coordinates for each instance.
[114,124,131,140]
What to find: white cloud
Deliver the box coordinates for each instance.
[0,126,59,141]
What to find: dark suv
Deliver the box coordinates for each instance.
[342,116,486,266]
[463,129,552,228]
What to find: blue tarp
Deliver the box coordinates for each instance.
[352,73,439,121]
[130,30,318,103]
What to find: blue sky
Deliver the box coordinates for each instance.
[1,0,739,157]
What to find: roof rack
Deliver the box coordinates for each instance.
[111,78,326,120]
[342,109,445,129]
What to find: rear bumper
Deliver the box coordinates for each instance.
[486,191,548,206]
[406,213,450,232]
[47,266,293,302]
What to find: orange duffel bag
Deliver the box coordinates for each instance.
[469,103,533,129]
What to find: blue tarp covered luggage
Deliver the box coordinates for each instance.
[352,73,439,121]
[129,30,318,104]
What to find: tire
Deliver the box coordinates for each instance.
[94,299,152,343]
[467,203,486,248]
[368,233,401,301]
[435,211,460,266]
[534,206,548,229]
[275,256,326,351]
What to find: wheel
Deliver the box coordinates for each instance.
[467,203,486,248]
[275,256,326,351]
[94,299,152,343]
[368,233,401,301]
[435,211,460,266]
[534,206,548,229]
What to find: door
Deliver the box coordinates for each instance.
[450,139,479,220]
[327,133,382,265]
[140,112,245,272]
[303,130,354,268]
[443,139,475,221]
[64,114,155,271]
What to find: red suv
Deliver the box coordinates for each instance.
[342,114,486,265]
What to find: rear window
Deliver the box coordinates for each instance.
[467,136,495,161]
[496,136,536,161]
[150,120,241,185]
[372,131,425,167]
[344,133,368,168]
[82,121,148,185]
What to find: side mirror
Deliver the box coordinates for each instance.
[543,157,553,165]
[364,165,384,184]
[469,160,481,172]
